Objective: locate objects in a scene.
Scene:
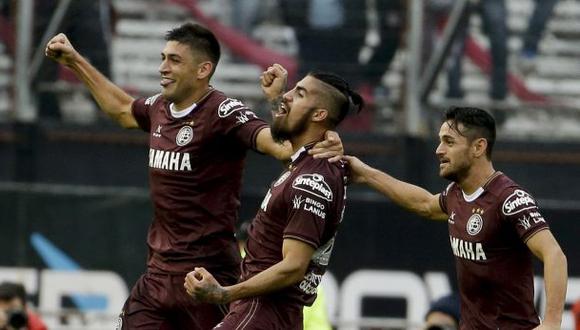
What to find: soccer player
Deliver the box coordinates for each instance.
[344,107,567,329]
[184,65,363,329]
[45,23,342,329]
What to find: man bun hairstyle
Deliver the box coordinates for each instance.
[166,22,221,77]
[308,71,364,127]
[444,106,496,158]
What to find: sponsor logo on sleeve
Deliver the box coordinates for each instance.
[518,215,532,230]
[176,126,194,146]
[218,98,247,118]
[502,189,537,215]
[292,173,333,201]
[144,93,161,106]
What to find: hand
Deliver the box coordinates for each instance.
[45,33,78,66]
[260,63,287,101]
[184,267,229,304]
[342,155,371,184]
[309,131,343,162]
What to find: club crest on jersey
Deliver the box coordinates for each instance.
[218,98,247,118]
[502,189,536,215]
[466,213,484,236]
[176,126,193,146]
[292,173,333,201]
[274,171,291,187]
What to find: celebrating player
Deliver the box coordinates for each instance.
[345,107,567,329]
[45,22,342,329]
[185,65,363,329]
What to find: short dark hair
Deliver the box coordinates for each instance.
[308,71,364,128]
[0,282,26,305]
[165,22,221,77]
[444,106,496,158]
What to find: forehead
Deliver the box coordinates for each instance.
[295,76,322,94]
[439,120,466,139]
[162,41,195,59]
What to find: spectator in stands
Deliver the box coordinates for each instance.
[424,294,460,330]
[33,0,113,120]
[517,0,560,74]
[0,282,47,330]
[281,0,403,130]
[446,1,508,103]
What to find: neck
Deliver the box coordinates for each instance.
[289,129,325,154]
[458,160,496,194]
[174,83,212,110]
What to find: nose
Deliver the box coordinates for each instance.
[159,59,169,74]
[435,143,445,157]
[282,90,292,102]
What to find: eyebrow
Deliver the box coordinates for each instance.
[295,85,308,94]
[161,52,183,60]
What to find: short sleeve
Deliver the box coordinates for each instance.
[215,97,268,150]
[500,188,549,242]
[132,94,161,132]
[439,183,454,214]
[283,168,343,249]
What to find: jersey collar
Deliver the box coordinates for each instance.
[289,142,318,164]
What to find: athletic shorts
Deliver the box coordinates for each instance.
[117,268,238,330]
[215,297,303,330]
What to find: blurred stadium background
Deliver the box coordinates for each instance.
[0,0,579,329]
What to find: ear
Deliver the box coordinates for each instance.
[311,108,328,123]
[472,138,488,158]
[196,61,213,80]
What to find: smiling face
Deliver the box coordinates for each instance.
[271,76,324,143]
[435,120,475,182]
[158,41,207,107]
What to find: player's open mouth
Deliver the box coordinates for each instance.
[439,159,450,167]
[273,102,289,118]
[160,77,175,87]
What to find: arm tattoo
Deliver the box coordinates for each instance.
[198,284,229,304]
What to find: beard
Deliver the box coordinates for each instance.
[271,108,314,143]
[440,159,470,183]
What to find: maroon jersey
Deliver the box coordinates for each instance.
[242,144,347,307]
[439,172,549,329]
[131,89,268,274]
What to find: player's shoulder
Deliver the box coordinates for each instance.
[489,173,538,216]
[300,156,347,183]
[487,172,527,197]
[206,90,250,118]
[141,93,167,108]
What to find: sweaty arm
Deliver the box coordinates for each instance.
[185,239,314,304]
[526,230,568,329]
[344,155,447,220]
[45,33,138,128]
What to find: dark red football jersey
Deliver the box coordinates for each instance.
[241,145,347,307]
[439,172,549,329]
[131,89,268,274]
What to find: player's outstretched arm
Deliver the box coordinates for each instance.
[344,155,447,221]
[45,33,138,128]
[527,230,568,330]
[184,238,314,304]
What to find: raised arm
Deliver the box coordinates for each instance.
[185,238,314,304]
[344,155,447,220]
[255,64,344,161]
[526,230,568,330]
[45,33,138,128]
